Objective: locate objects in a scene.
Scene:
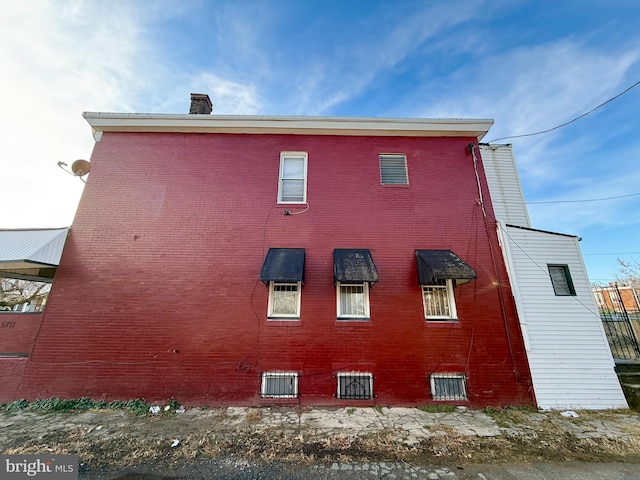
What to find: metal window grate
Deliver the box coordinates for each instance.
[430,373,468,401]
[337,372,373,400]
[422,281,452,318]
[270,283,299,317]
[261,372,298,398]
[379,154,408,184]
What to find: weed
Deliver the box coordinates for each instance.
[482,406,500,416]
[4,399,29,412]
[374,405,384,415]
[123,399,152,415]
[346,408,355,415]
[417,404,457,413]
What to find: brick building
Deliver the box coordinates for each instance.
[0,94,625,409]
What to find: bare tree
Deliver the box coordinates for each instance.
[0,277,51,311]
[617,259,640,287]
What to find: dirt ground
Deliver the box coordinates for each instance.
[2,406,640,476]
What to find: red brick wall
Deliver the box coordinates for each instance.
[0,313,41,355]
[16,132,533,407]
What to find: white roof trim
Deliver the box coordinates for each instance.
[83,113,494,141]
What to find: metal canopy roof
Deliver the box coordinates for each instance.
[259,248,305,284]
[0,228,69,281]
[333,249,379,284]
[415,249,477,286]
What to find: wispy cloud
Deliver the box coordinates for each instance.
[0,2,146,227]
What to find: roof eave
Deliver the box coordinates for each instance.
[83,113,494,141]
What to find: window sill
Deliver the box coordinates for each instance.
[266,318,302,326]
[425,320,461,327]
[336,318,372,326]
[0,311,44,315]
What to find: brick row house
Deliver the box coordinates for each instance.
[0,94,626,408]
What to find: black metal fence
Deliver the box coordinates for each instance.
[594,283,640,360]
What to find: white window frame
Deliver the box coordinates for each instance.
[277,152,308,204]
[337,372,373,400]
[261,372,299,398]
[422,279,457,320]
[267,281,301,319]
[379,154,408,185]
[430,373,468,401]
[336,282,370,319]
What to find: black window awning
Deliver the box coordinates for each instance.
[333,249,379,284]
[259,248,305,284]
[415,250,477,286]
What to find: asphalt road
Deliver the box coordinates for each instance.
[79,457,640,480]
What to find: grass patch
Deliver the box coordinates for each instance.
[417,404,457,413]
[0,397,153,415]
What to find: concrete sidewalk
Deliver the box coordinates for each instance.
[2,406,640,479]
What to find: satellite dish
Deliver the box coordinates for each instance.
[71,159,91,176]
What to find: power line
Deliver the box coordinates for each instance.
[527,191,640,205]
[487,79,640,143]
[583,252,640,256]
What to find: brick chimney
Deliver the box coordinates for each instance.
[189,93,212,114]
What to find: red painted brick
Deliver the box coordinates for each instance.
[8,132,533,407]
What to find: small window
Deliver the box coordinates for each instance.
[261,372,298,398]
[278,152,307,203]
[430,373,468,401]
[267,282,301,319]
[337,282,370,319]
[337,372,373,400]
[379,154,408,185]
[548,264,576,296]
[422,279,457,320]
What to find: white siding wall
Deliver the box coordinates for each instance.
[480,144,531,228]
[499,224,627,409]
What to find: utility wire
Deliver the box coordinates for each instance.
[487,79,640,143]
[527,191,640,205]
[583,251,640,256]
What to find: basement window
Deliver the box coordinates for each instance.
[430,373,468,401]
[379,154,408,184]
[337,372,373,400]
[548,264,576,296]
[261,372,298,398]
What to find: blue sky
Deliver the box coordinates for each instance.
[1,0,639,283]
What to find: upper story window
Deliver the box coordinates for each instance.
[379,154,408,185]
[333,249,379,321]
[548,264,576,296]
[415,250,477,322]
[337,282,370,319]
[268,282,301,318]
[259,248,305,320]
[278,152,308,203]
[422,279,457,319]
